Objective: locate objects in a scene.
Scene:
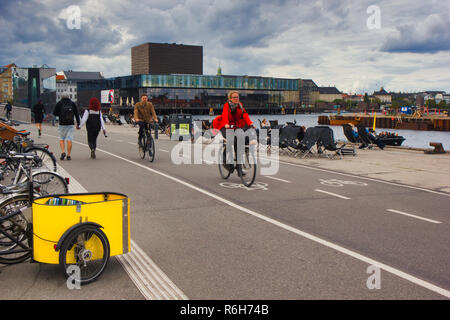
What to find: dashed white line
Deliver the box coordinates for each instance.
[315,189,351,200]
[386,209,442,224]
[159,149,169,153]
[264,176,291,183]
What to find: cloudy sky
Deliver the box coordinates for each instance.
[1,0,449,94]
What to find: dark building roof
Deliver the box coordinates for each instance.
[374,88,389,95]
[318,87,341,94]
[64,71,103,82]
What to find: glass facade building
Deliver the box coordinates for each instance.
[77,74,300,114]
[12,67,56,112]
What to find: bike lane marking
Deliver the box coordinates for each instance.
[315,189,351,200]
[46,133,450,298]
[386,209,442,224]
[263,176,291,183]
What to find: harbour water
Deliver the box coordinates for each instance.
[192,113,450,151]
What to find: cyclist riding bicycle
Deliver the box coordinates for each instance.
[133,93,158,147]
[213,91,257,186]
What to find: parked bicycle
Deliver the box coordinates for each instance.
[0,152,68,265]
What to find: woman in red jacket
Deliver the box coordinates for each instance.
[213,91,254,133]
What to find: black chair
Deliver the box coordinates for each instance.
[357,126,385,149]
[269,120,279,128]
[342,124,360,144]
[314,126,354,159]
[294,127,321,158]
[278,125,303,156]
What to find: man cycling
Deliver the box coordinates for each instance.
[134,93,158,147]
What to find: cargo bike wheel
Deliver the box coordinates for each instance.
[59,224,110,285]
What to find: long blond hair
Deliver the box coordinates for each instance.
[227,91,239,100]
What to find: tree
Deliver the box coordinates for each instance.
[425,99,436,108]
[437,100,446,108]
[364,93,370,104]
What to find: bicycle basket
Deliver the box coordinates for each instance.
[0,122,19,141]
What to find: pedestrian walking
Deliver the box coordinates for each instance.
[4,101,12,120]
[53,95,80,160]
[33,100,45,137]
[77,97,106,159]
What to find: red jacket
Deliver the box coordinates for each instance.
[212,102,253,130]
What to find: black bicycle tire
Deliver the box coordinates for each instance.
[32,171,69,195]
[59,225,110,285]
[0,194,32,264]
[147,135,155,162]
[218,146,232,179]
[139,134,147,159]
[238,149,257,187]
[25,146,57,172]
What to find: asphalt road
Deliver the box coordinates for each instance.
[1,123,449,300]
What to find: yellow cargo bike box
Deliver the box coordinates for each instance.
[32,192,130,264]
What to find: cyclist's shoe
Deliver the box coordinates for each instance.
[66,156,71,161]
[91,149,96,159]
[60,152,66,160]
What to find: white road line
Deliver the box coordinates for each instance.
[46,134,450,298]
[386,209,442,224]
[258,155,450,197]
[159,149,169,153]
[315,189,351,200]
[263,176,291,183]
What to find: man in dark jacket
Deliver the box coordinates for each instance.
[53,95,80,160]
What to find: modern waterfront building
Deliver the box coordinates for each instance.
[77,73,300,114]
[131,42,203,76]
[12,65,56,110]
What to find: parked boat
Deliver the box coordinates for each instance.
[377,133,405,146]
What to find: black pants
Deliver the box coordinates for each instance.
[138,122,150,143]
[86,114,101,150]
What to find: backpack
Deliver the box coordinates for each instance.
[59,100,74,123]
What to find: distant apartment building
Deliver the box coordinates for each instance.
[0,63,16,103]
[317,87,343,103]
[56,70,103,103]
[131,42,203,75]
[373,87,392,103]
[343,94,363,103]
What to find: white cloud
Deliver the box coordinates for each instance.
[1,0,449,93]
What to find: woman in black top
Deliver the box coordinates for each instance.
[33,100,45,136]
[77,97,106,159]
